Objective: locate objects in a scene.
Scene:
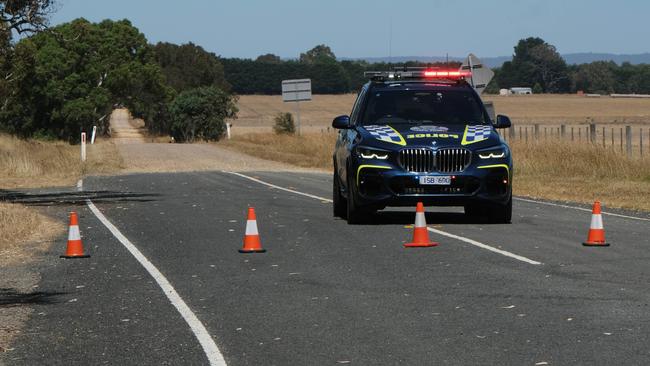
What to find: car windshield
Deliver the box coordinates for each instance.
[360,89,487,125]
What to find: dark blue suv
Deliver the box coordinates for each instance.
[332,69,512,224]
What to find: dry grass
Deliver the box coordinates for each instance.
[222,132,336,169]
[233,94,650,134]
[482,94,650,124]
[511,140,650,211]
[0,134,124,189]
[0,133,123,260]
[0,203,62,266]
[223,132,650,212]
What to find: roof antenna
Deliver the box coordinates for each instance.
[446,52,449,68]
[388,15,393,70]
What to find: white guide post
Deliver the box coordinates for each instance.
[81,132,87,162]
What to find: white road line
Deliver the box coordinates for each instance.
[514,197,650,222]
[426,227,541,265]
[226,171,541,266]
[225,171,333,203]
[85,197,226,366]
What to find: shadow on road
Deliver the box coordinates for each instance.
[0,288,67,308]
[352,211,495,225]
[0,190,160,206]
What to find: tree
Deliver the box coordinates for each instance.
[0,0,54,34]
[573,61,617,94]
[169,86,238,142]
[300,44,336,64]
[256,53,281,64]
[496,37,570,93]
[153,42,229,93]
[0,18,172,141]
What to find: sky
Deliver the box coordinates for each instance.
[49,0,650,59]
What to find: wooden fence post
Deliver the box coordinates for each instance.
[626,126,632,157]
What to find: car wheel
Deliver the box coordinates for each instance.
[489,194,512,224]
[333,170,347,219]
[346,171,366,225]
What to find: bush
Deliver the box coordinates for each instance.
[169,86,238,142]
[273,112,295,134]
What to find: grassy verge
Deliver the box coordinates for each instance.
[221,132,335,169]
[0,134,124,189]
[0,203,62,265]
[223,132,650,212]
[0,133,124,261]
[511,140,650,211]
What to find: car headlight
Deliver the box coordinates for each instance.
[477,145,508,159]
[357,147,389,160]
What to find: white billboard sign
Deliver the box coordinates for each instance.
[282,79,312,102]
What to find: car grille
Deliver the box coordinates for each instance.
[399,148,471,173]
[399,148,436,173]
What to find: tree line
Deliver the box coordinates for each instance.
[488,37,650,95]
[0,2,648,144]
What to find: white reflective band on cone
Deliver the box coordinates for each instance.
[68,225,81,240]
[415,212,426,228]
[245,220,259,235]
[590,214,604,229]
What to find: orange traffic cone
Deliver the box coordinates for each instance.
[239,207,266,253]
[583,201,609,247]
[404,202,439,248]
[60,211,90,258]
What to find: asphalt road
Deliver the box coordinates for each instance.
[4,171,650,365]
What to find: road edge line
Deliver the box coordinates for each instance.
[83,181,226,366]
[426,227,542,265]
[514,197,650,222]
[225,171,333,203]
[225,171,542,266]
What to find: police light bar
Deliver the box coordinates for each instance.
[423,70,471,78]
[364,69,471,81]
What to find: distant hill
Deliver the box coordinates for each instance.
[341,53,650,68]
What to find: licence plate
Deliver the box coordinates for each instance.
[419,176,451,185]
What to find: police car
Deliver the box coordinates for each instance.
[332,67,512,224]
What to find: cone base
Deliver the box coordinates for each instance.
[60,254,90,258]
[582,242,610,247]
[238,249,266,253]
[404,242,438,248]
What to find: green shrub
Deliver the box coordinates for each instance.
[169,86,238,142]
[273,112,295,134]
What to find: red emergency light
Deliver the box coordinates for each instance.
[423,70,471,78]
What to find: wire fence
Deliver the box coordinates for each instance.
[499,124,649,158]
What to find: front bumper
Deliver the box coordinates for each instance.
[354,162,511,208]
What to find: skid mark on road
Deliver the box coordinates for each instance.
[84,187,226,366]
[226,171,542,266]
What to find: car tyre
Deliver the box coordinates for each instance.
[346,170,366,225]
[333,170,347,219]
[489,194,512,224]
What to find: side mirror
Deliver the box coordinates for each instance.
[332,115,351,129]
[494,114,511,129]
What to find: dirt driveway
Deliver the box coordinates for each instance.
[110,109,310,173]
